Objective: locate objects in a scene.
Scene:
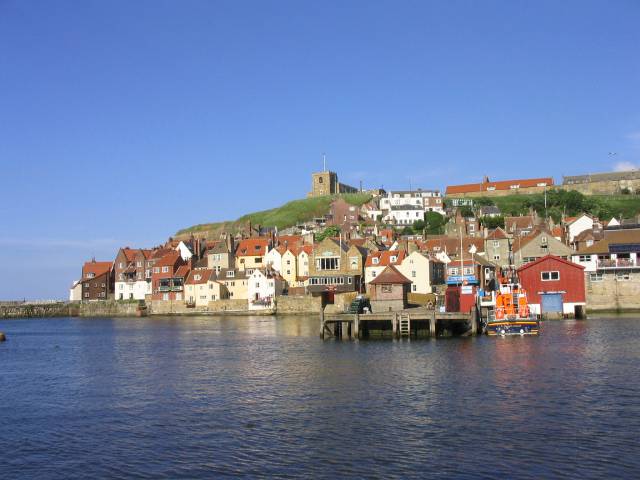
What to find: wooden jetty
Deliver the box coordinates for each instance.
[320,307,479,340]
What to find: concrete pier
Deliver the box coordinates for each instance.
[320,307,475,340]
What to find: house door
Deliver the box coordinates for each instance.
[325,290,335,304]
[541,293,563,313]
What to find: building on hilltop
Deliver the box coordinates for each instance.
[308,170,358,197]
[562,170,640,195]
[446,176,553,198]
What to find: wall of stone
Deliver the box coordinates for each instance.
[275,295,322,314]
[324,292,358,314]
[562,180,640,195]
[370,299,405,313]
[0,302,78,319]
[586,275,640,312]
[79,301,140,317]
[206,299,249,313]
[447,186,549,198]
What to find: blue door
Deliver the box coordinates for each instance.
[541,293,563,313]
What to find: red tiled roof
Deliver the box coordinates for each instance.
[486,227,508,240]
[82,261,112,278]
[175,265,190,278]
[186,269,213,285]
[369,265,411,285]
[446,177,553,195]
[154,251,182,267]
[235,238,270,256]
[365,250,406,267]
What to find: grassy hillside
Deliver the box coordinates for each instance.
[176,193,372,238]
[458,190,640,221]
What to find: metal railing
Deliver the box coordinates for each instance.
[597,258,636,268]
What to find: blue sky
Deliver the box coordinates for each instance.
[1,0,639,299]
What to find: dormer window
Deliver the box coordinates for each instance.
[390,256,397,262]
[226,271,235,278]
[510,184,520,189]
[487,186,496,191]
[194,274,201,281]
[372,257,379,264]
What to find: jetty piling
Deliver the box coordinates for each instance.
[320,308,476,340]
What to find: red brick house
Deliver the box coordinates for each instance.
[517,255,585,317]
[80,259,114,301]
[151,251,189,301]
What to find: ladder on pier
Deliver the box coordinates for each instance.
[399,313,411,337]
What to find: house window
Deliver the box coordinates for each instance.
[450,268,458,275]
[381,285,393,293]
[372,257,379,264]
[412,285,417,292]
[226,271,235,278]
[616,272,630,281]
[317,257,339,270]
[411,271,416,278]
[347,277,352,284]
[194,274,201,281]
[153,267,160,274]
[162,293,169,301]
[493,241,500,247]
[541,271,560,281]
[86,272,95,279]
[84,292,89,298]
[589,273,603,282]
[136,261,143,267]
[162,266,169,273]
[119,262,124,269]
[493,255,500,261]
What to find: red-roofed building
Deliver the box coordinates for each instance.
[114,247,154,300]
[446,176,553,198]
[235,238,271,271]
[151,251,188,301]
[368,265,412,312]
[80,259,114,301]
[364,250,406,284]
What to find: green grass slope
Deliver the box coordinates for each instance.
[460,190,640,221]
[176,193,372,238]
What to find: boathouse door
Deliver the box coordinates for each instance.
[541,293,563,314]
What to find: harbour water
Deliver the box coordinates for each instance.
[1,315,639,479]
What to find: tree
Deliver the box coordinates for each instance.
[400,226,414,236]
[412,219,425,233]
[315,225,341,242]
[479,215,505,229]
[425,212,446,235]
[459,206,474,218]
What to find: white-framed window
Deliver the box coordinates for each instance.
[449,268,458,275]
[616,272,630,281]
[226,271,235,278]
[162,266,169,273]
[493,241,500,247]
[541,271,560,281]
[412,284,417,292]
[589,273,603,282]
[119,262,124,269]
[412,271,416,278]
[136,261,143,267]
[579,255,590,262]
[153,267,160,274]
[493,255,500,261]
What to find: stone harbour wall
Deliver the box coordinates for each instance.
[586,275,640,312]
[275,295,322,314]
[79,301,139,317]
[0,302,79,319]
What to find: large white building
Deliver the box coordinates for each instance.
[379,189,444,225]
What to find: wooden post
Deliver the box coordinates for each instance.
[353,314,359,339]
[430,310,437,338]
[470,308,478,335]
[342,321,350,339]
[392,312,398,338]
[320,308,325,339]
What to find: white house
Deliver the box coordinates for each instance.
[386,205,425,225]
[176,241,194,261]
[396,251,445,294]
[566,214,594,243]
[364,250,406,284]
[264,246,284,272]
[297,246,312,278]
[69,280,82,301]
[248,268,284,310]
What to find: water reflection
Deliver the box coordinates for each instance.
[1,316,639,479]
